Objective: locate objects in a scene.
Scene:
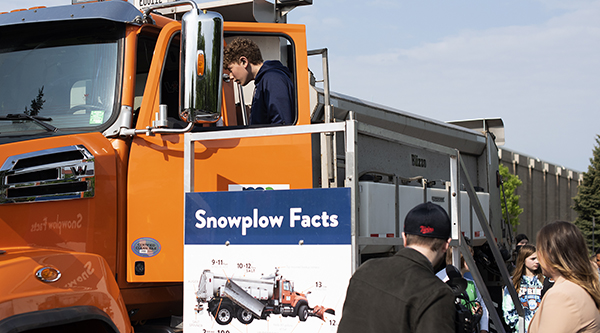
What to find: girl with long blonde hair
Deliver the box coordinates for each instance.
[502,244,544,332]
[529,221,600,332]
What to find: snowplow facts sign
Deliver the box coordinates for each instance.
[183,188,351,333]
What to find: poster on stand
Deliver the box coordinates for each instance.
[183,188,352,333]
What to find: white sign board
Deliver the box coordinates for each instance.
[183,188,352,333]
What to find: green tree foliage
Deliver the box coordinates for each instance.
[499,163,524,231]
[573,135,600,253]
[24,86,45,117]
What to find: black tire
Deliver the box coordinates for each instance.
[297,304,308,322]
[236,307,254,325]
[214,304,233,325]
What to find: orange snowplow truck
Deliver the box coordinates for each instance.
[0,0,316,331]
[0,0,511,332]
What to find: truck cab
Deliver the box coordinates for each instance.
[275,278,308,314]
[0,0,314,331]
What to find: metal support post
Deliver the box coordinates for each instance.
[308,48,336,188]
[450,153,461,269]
[237,83,248,126]
[184,132,195,193]
[344,119,359,272]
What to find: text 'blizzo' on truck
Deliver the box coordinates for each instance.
[0,0,518,332]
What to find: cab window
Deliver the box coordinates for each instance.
[133,33,157,128]
[222,34,297,127]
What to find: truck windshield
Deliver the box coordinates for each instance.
[0,20,123,135]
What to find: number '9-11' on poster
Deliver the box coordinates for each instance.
[183,188,352,333]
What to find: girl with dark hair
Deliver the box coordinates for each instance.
[516,233,529,246]
[502,244,544,332]
[528,221,600,332]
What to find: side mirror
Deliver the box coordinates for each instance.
[180,9,224,123]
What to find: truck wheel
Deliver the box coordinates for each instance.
[236,308,254,324]
[297,304,308,322]
[215,305,233,325]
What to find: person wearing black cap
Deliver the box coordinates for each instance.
[337,202,455,333]
[516,233,529,247]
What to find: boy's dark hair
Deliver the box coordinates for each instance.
[405,234,448,252]
[223,37,263,68]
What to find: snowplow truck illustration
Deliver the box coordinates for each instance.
[195,269,334,325]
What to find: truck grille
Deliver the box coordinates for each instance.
[0,145,95,204]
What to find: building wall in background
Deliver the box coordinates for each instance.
[499,148,583,242]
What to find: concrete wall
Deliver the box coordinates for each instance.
[499,148,583,241]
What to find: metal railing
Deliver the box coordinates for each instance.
[183,119,522,333]
[459,156,524,333]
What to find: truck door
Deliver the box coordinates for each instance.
[126,22,313,283]
[281,280,294,305]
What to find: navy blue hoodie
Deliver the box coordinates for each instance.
[250,60,295,125]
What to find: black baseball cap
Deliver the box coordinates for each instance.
[516,234,529,243]
[404,202,451,239]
